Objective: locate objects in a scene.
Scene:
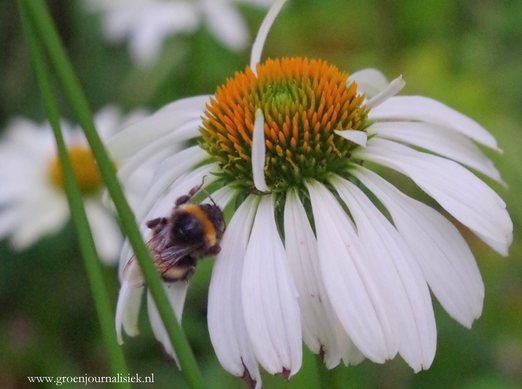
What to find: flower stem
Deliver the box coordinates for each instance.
[21,1,206,388]
[18,1,130,385]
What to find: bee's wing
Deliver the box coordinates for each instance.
[122,237,202,287]
[122,235,160,287]
[153,243,202,272]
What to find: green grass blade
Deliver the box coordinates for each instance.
[18,1,131,386]
[22,1,206,388]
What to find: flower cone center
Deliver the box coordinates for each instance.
[48,146,103,195]
[200,57,369,191]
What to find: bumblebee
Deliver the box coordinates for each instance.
[123,182,225,286]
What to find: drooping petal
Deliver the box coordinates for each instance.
[147,282,189,367]
[208,196,262,388]
[354,138,512,254]
[84,200,123,264]
[330,176,436,371]
[250,0,288,71]
[367,122,503,183]
[306,180,397,363]
[242,195,302,376]
[352,166,485,327]
[106,95,211,159]
[347,68,389,99]
[115,278,144,343]
[143,163,220,222]
[284,189,361,368]
[133,147,209,221]
[252,109,269,192]
[365,76,405,109]
[114,119,201,182]
[368,96,500,150]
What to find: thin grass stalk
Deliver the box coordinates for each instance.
[22,1,205,388]
[18,1,131,386]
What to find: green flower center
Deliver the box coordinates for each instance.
[200,57,369,192]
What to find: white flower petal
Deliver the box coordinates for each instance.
[203,1,249,50]
[115,119,201,183]
[252,109,269,192]
[201,185,238,210]
[306,180,397,363]
[250,0,288,71]
[11,193,69,250]
[352,166,485,327]
[472,231,509,257]
[334,130,367,147]
[367,122,503,183]
[84,200,123,264]
[144,163,220,222]
[208,195,261,387]
[348,68,389,99]
[115,278,144,343]
[365,76,405,109]
[284,189,359,369]
[147,282,189,367]
[122,3,199,65]
[242,195,302,376]
[354,138,512,254]
[106,95,211,159]
[92,105,122,140]
[134,146,209,221]
[331,176,436,372]
[0,205,24,240]
[118,240,135,280]
[369,96,500,150]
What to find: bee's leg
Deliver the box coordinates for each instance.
[175,176,207,207]
[146,217,167,230]
[206,244,221,255]
[181,266,196,282]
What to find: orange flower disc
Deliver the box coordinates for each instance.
[200,57,369,191]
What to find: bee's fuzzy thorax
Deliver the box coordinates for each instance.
[177,204,217,247]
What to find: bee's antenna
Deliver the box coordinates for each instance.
[204,189,218,207]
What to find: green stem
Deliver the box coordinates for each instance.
[23,1,205,388]
[18,1,130,386]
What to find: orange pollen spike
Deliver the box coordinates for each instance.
[199,57,369,190]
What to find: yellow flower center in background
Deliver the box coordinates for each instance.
[200,57,369,191]
[48,146,103,195]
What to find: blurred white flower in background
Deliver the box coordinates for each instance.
[85,0,275,66]
[0,106,146,263]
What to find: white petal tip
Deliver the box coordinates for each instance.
[252,109,269,192]
[366,75,405,108]
[335,130,367,147]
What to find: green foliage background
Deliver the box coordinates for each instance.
[1,0,521,388]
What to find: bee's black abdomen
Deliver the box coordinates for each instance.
[171,212,205,244]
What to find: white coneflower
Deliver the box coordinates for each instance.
[0,106,146,263]
[85,0,275,66]
[111,0,512,387]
